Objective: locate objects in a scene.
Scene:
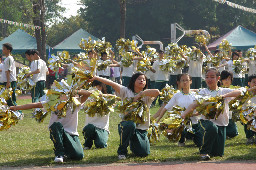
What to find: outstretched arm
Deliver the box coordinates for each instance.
[91,76,122,94]
[10,102,43,111]
[222,89,242,98]
[181,101,198,119]
[133,89,160,102]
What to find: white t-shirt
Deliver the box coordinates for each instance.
[97,60,110,77]
[85,114,110,132]
[47,102,84,136]
[152,60,169,81]
[188,57,203,77]
[170,68,182,76]
[2,55,16,82]
[248,60,256,76]
[164,91,199,124]
[0,63,3,83]
[227,60,242,78]
[31,59,47,82]
[121,60,137,77]
[198,88,234,126]
[218,59,227,73]
[113,67,121,78]
[116,86,154,130]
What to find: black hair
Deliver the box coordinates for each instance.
[237,50,242,53]
[101,52,107,58]
[3,43,13,52]
[25,50,32,55]
[248,74,256,83]
[231,52,239,60]
[220,70,233,81]
[214,50,220,55]
[205,67,220,77]
[92,80,107,94]
[128,72,148,93]
[30,49,39,55]
[88,50,93,54]
[179,73,192,81]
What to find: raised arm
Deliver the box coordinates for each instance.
[92,76,122,94]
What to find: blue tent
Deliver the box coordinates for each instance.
[0,29,50,54]
[53,28,98,53]
[208,25,256,50]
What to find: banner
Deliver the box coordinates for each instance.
[213,0,256,14]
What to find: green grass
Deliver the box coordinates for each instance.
[0,99,256,167]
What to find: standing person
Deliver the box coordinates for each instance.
[188,46,204,89]
[181,68,242,160]
[152,50,169,106]
[82,80,110,150]
[47,68,56,89]
[90,72,160,159]
[9,88,91,162]
[1,43,17,106]
[153,73,202,147]
[0,56,4,85]
[244,53,256,85]
[227,52,243,87]
[220,70,238,138]
[242,74,256,144]
[26,50,48,103]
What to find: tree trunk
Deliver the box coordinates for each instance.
[119,0,126,38]
[40,0,46,61]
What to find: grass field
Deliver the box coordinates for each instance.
[0,98,256,168]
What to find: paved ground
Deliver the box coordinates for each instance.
[9,161,254,170]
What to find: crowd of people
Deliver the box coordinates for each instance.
[1,42,256,163]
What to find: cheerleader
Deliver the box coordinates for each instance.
[181,68,242,160]
[220,70,238,138]
[9,89,92,162]
[90,72,160,159]
[153,73,202,147]
[227,52,243,86]
[82,80,111,150]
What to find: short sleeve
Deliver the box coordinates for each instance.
[4,57,11,71]
[116,86,128,99]
[164,93,177,110]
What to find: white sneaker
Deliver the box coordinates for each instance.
[83,147,90,150]
[54,156,64,163]
[118,155,126,160]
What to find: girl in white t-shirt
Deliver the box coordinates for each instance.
[153,73,202,147]
[82,80,111,150]
[90,72,160,160]
[181,68,242,160]
[227,52,243,86]
[10,88,95,163]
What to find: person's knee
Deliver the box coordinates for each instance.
[73,152,84,160]
[83,124,95,132]
[95,140,107,148]
[49,122,63,131]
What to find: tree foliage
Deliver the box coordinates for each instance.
[79,0,256,46]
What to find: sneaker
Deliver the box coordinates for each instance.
[246,137,254,145]
[118,155,126,160]
[54,156,64,163]
[178,142,185,147]
[201,154,210,161]
[83,147,91,150]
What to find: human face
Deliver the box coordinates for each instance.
[25,54,31,61]
[205,70,220,90]
[159,53,164,60]
[221,76,232,87]
[102,54,107,61]
[2,46,9,56]
[88,52,93,59]
[233,55,239,60]
[248,78,256,88]
[180,75,192,89]
[134,75,146,89]
[96,85,103,91]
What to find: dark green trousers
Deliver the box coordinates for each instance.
[226,119,238,138]
[169,75,178,89]
[100,76,112,94]
[49,122,84,160]
[243,124,256,139]
[3,81,17,106]
[199,120,226,157]
[122,76,131,86]
[118,121,150,157]
[179,124,203,147]
[191,77,202,89]
[31,80,45,103]
[154,81,168,106]
[82,124,108,149]
[245,74,248,86]
[232,78,243,87]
